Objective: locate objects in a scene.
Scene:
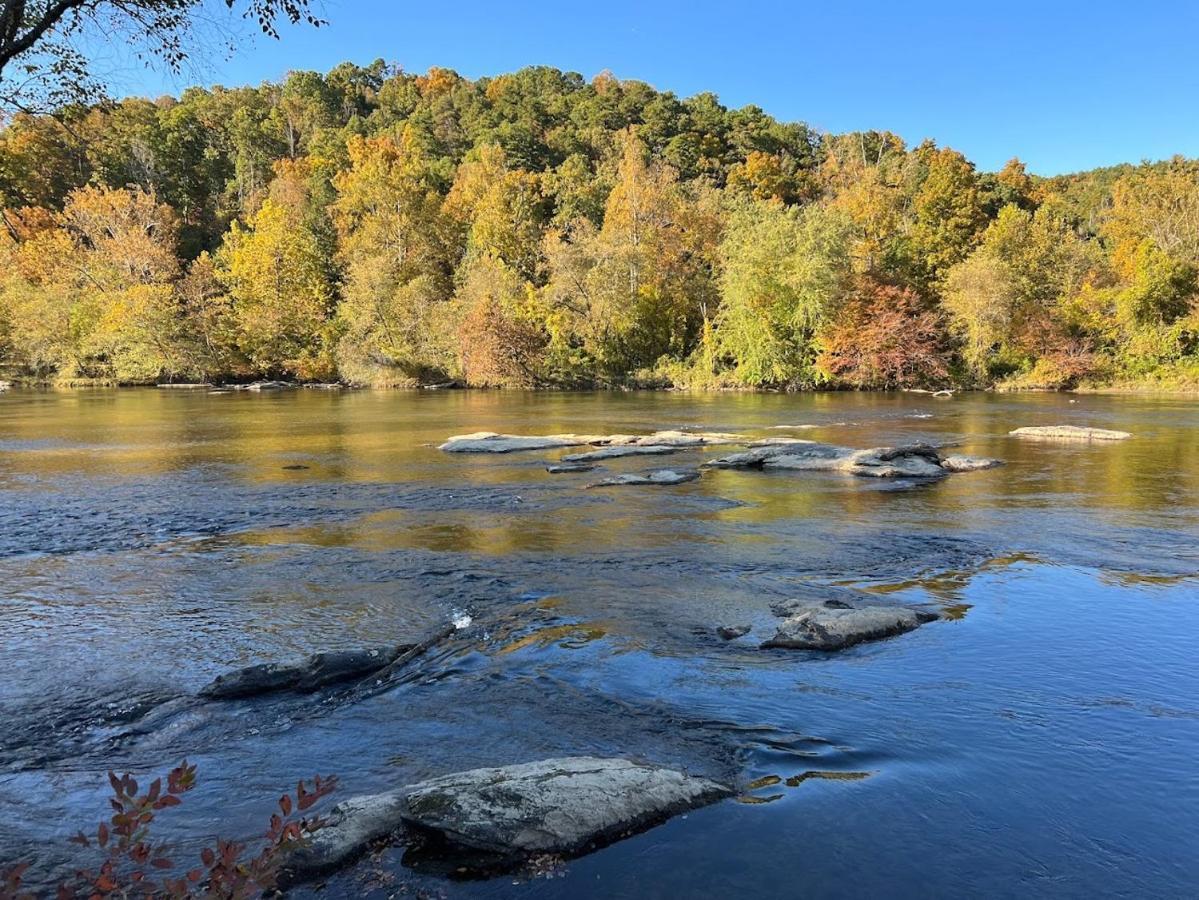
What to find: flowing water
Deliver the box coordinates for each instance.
[0,388,1196,897]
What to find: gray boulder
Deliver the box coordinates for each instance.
[400,757,731,857]
[283,789,408,879]
[763,597,939,651]
[586,469,700,488]
[562,445,679,462]
[1010,425,1132,441]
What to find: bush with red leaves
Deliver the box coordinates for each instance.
[1,761,336,900]
[817,277,952,389]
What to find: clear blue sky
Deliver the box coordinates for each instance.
[117,0,1199,176]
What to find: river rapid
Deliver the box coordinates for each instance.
[0,388,1196,897]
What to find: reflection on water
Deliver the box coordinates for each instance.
[0,388,1197,896]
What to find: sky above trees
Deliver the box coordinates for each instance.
[100,0,1199,176]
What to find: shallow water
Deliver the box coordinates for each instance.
[0,388,1196,896]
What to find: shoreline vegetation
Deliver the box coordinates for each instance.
[2,64,1197,394]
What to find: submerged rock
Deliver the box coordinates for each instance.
[199,646,408,700]
[545,462,598,473]
[562,445,679,462]
[401,757,731,857]
[763,597,939,651]
[586,469,701,488]
[717,624,751,640]
[1010,425,1132,441]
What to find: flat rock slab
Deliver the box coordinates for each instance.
[1010,425,1132,441]
[562,445,679,462]
[763,598,939,651]
[199,646,407,700]
[400,757,731,857]
[440,432,605,453]
[440,430,745,453]
[586,469,700,488]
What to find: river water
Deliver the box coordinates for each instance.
[0,389,1196,897]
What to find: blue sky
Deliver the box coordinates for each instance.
[116,0,1199,176]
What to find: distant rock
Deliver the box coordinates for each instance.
[763,597,939,651]
[562,445,679,462]
[717,624,751,640]
[440,430,744,454]
[586,469,701,488]
[0,380,10,392]
[1010,425,1132,441]
[281,464,310,471]
[156,383,212,390]
[235,380,294,392]
[199,647,408,700]
[440,432,604,453]
[705,441,998,479]
[545,462,598,473]
[401,757,731,857]
[940,455,1003,472]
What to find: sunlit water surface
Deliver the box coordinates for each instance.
[1,389,1196,897]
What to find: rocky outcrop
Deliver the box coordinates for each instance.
[586,469,701,488]
[401,757,731,857]
[763,597,939,651]
[562,445,679,462]
[439,430,744,453]
[1010,425,1132,441]
[704,441,996,479]
[199,646,409,699]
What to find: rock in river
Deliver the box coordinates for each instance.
[440,432,605,453]
[403,757,730,857]
[1010,425,1132,441]
[561,444,679,462]
[717,624,751,640]
[284,757,730,879]
[545,462,598,473]
[439,430,744,453]
[199,646,408,699]
[705,441,995,479]
[763,597,939,651]
[586,469,700,488]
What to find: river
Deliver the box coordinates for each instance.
[0,388,1196,897]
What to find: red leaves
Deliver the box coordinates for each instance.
[3,761,337,900]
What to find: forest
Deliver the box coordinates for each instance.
[0,62,1197,391]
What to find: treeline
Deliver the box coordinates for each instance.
[1,62,1197,389]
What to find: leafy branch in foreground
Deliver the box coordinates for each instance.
[0,760,337,899]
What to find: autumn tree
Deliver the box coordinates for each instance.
[218,194,336,379]
[816,277,950,389]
